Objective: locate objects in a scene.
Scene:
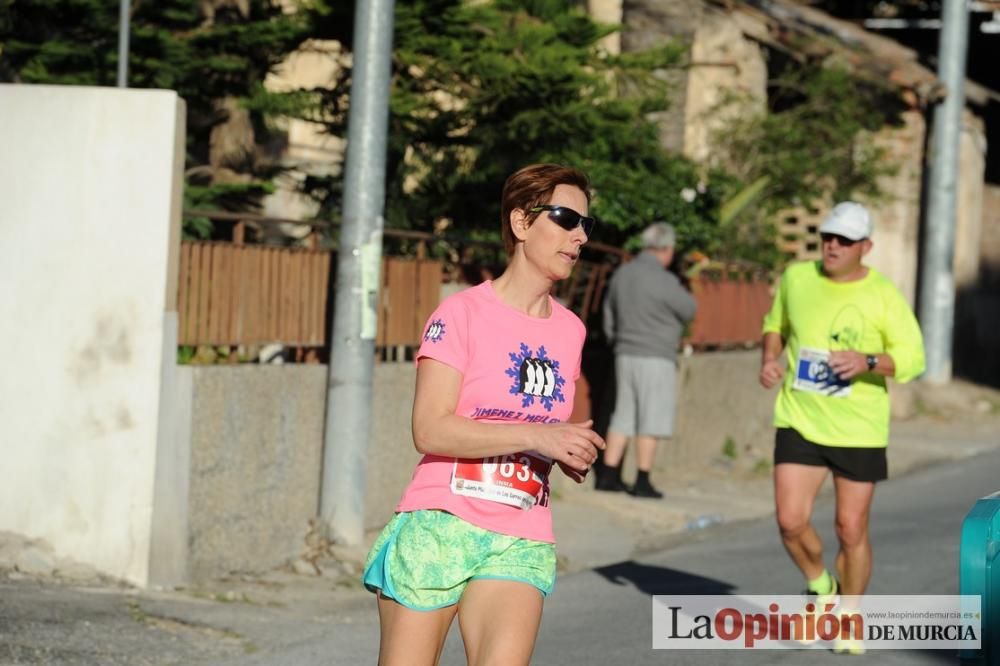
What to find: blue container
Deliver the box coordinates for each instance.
[960,491,1000,664]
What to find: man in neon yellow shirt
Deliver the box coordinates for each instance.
[760,202,925,652]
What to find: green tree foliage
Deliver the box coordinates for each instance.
[710,63,905,264]
[0,0,314,237]
[307,0,728,257]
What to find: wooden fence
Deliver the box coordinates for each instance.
[178,241,330,347]
[175,208,774,358]
[176,241,774,355]
[686,275,773,349]
[376,258,443,348]
[177,240,444,353]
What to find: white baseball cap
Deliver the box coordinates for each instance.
[819,202,873,240]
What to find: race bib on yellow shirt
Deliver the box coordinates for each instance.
[792,347,851,398]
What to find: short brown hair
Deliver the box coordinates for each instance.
[500,164,591,256]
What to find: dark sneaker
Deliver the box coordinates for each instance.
[628,481,664,499]
[595,474,628,492]
[594,465,628,492]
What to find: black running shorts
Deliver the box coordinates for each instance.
[774,427,888,482]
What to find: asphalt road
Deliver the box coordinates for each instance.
[2,448,996,665]
[229,447,999,665]
[522,448,998,666]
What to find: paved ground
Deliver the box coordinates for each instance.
[0,379,998,664]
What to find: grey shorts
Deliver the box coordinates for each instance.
[607,354,677,438]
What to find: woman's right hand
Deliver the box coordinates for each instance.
[533,419,605,473]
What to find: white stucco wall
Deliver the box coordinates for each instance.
[0,85,185,586]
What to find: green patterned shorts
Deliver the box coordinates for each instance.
[362,510,557,610]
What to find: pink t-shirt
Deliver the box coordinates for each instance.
[396,281,585,543]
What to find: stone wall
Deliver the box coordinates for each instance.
[181,363,425,573]
[682,12,767,164]
[865,110,927,306]
[622,0,709,154]
[186,366,326,580]
[366,364,423,531]
[954,111,988,289]
[361,350,778,528]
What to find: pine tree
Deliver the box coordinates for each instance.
[0,0,316,237]
[308,0,728,256]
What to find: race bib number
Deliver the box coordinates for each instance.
[792,347,851,397]
[451,453,551,510]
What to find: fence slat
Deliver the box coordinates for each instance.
[282,249,293,344]
[196,244,212,343]
[301,251,313,346]
[318,252,331,346]
[687,275,773,349]
[234,246,248,342]
[269,248,281,343]
[257,247,267,344]
[214,245,226,344]
[186,243,200,343]
[394,259,419,346]
[178,243,191,345]
[291,249,303,344]
[220,244,233,344]
[416,260,442,341]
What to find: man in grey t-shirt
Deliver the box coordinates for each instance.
[598,222,697,497]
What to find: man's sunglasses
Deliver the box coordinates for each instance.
[530,205,596,237]
[820,232,860,247]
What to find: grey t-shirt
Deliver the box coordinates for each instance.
[602,251,697,360]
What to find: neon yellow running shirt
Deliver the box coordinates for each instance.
[762,261,925,448]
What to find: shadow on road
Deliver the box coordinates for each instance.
[594,560,735,596]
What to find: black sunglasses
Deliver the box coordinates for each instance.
[530,205,596,237]
[820,232,860,247]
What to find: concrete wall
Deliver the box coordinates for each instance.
[667,351,774,470]
[0,85,185,586]
[185,366,326,581]
[177,363,418,568]
[180,350,930,554]
[359,351,778,530]
[367,364,423,531]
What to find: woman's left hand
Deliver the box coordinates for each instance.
[556,460,588,484]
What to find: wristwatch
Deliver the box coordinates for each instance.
[866,355,878,371]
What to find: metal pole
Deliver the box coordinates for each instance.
[918,0,969,384]
[319,0,395,545]
[117,0,130,88]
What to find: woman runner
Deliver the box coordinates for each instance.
[362,163,606,665]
